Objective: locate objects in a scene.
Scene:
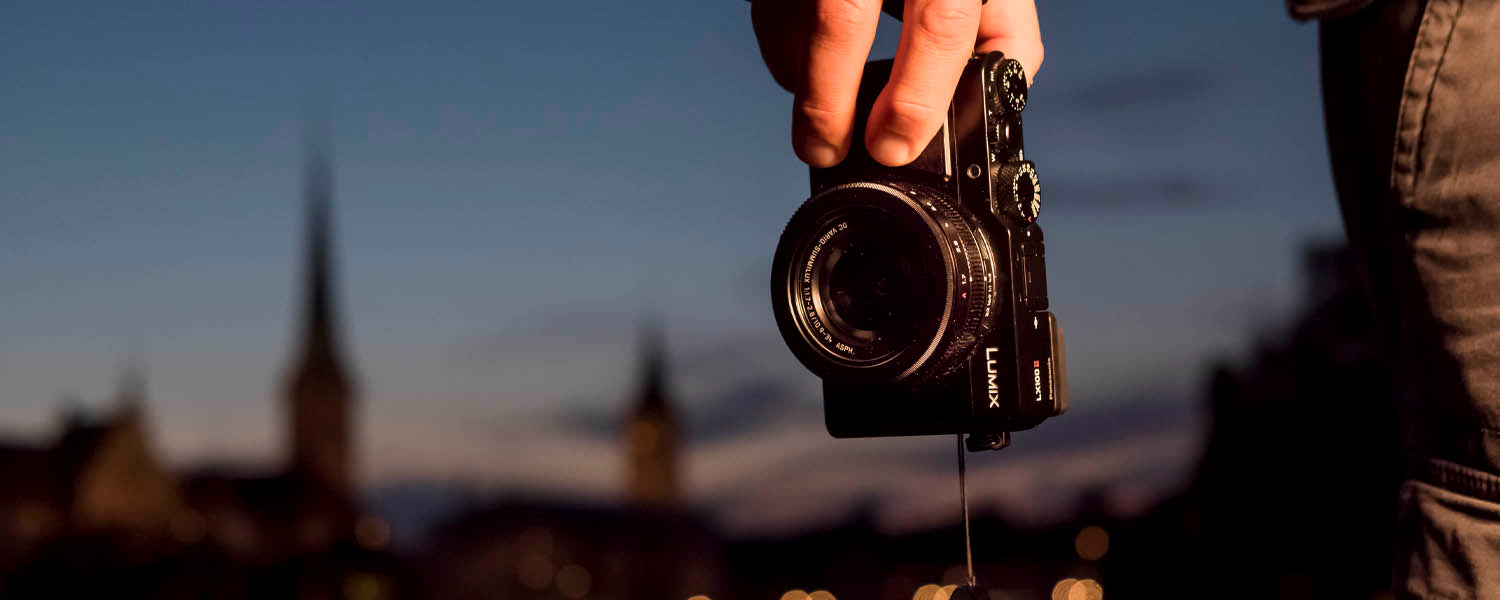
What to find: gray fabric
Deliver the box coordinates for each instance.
[1393,0,1500,470]
[1392,1,1500,594]
[1322,0,1500,597]
[1396,473,1500,597]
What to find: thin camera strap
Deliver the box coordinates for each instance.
[957,434,976,588]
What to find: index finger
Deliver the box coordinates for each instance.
[793,0,883,167]
[865,0,983,166]
[976,0,1043,84]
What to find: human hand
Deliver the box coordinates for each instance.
[751,0,1043,167]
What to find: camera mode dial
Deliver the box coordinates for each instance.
[994,161,1041,224]
[986,55,1027,114]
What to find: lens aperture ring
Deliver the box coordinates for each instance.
[886,183,993,382]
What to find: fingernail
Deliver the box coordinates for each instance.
[797,135,840,168]
[868,133,914,166]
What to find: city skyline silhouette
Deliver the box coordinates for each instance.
[0,1,1391,597]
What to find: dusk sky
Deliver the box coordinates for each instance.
[1,0,1339,533]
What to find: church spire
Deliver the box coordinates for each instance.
[115,360,147,413]
[625,319,678,506]
[297,117,342,370]
[634,320,668,415]
[284,116,356,496]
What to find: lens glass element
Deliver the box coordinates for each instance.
[816,216,920,345]
[828,243,906,331]
[785,201,944,373]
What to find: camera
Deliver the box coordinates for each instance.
[770,52,1067,451]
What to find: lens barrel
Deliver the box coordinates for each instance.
[772,182,997,384]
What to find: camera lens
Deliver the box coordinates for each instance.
[827,243,907,331]
[808,211,922,353]
[772,182,996,384]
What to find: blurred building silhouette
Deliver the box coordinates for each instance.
[0,369,178,556]
[1097,241,1401,599]
[416,325,723,600]
[0,154,1401,600]
[625,322,679,506]
[172,134,361,562]
[285,136,358,502]
[0,135,394,599]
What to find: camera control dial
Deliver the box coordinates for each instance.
[986,55,1027,114]
[993,161,1042,224]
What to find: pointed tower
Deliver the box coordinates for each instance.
[283,122,357,496]
[625,322,679,506]
[115,361,147,414]
[65,361,180,531]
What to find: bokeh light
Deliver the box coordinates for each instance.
[342,572,389,600]
[354,514,391,550]
[1075,525,1110,561]
[1076,579,1103,600]
[1051,578,1078,600]
[1051,578,1104,600]
[555,563,591,599]
[517,554,553,590]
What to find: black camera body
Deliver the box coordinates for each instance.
[771,52,1066,450]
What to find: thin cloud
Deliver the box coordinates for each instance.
[455,307,634,363]
[1045,171,1221,210]
[1054,64,1226,113]
[692,419,1202,536]
[549,377,819,445]
[364,385,1203,537]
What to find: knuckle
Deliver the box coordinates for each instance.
[911,3,978,50]
[886,96,943,134]
[814,0,874,31]
[797,98,846,132]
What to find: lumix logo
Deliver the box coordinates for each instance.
[986,347,1000,409]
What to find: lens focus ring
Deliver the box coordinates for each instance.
[887,183,992,381]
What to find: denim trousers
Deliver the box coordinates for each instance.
[1316,0,1500,596]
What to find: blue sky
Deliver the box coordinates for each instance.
[0,0,1340,527]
